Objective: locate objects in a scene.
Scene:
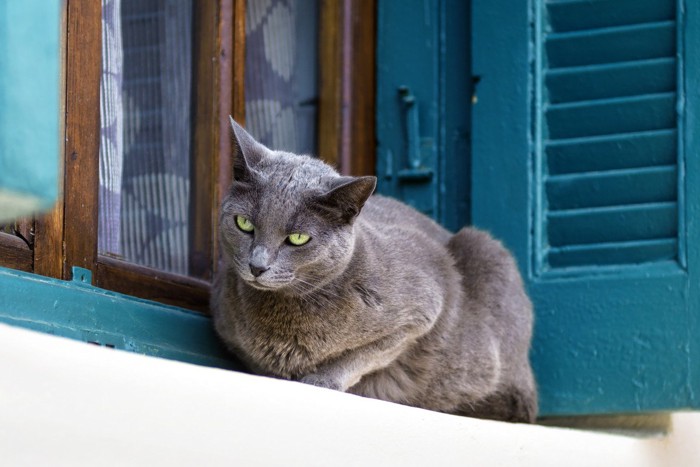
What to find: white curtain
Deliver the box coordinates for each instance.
[245,0,319,155]
[99,0,192,275]
[99,0,124,255]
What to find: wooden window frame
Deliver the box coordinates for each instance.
[318,0,377,176]
[0,0,376,314]
[31,0,246,314]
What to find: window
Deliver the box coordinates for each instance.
[244,0,320,155]
[0,0,245,313]
[99,0,195,276]
[0,0,376,315]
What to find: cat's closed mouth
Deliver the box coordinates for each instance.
[245,277,287,291]
[246,280,275,290]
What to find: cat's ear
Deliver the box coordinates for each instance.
[230,116,263,182]
[317,176,377,224]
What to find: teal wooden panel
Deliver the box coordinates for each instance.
[545,166,677,210]
[546,93,677,140]
[376,0,471,231]
[546,58,676,104]
[545,21,676,68]
[376,0,440,220]
[547,129,677,175]
[540,0,680,271]
[684,0,700,415]
[547,202,677,247]
[440,0,472,231]
[547,0,675,32]
[0,0,60,220]
[549,240,677,269]
[0,266,242,371]
[472,0,700,415]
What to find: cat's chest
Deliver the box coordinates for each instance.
[237,295,357,378]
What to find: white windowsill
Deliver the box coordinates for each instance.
[1,322,698,466]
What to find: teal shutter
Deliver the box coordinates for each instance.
[0,0,60,220]
[473,0,700,415]
[376,0,471,232]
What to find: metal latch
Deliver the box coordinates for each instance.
[397,86,433,182]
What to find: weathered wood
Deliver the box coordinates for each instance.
[232,0,246,126]
[96,256,210,314]
[191,0,222,280]
[0,233,33,272]
[318,0,343,170]
[34,1,68,279]
[318,0,376,176]
[347,0,376,176]
[61,0,101,280]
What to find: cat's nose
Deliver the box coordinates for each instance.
[249,263,269,277]
[249,245,271,277]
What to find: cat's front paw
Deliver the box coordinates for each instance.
[299,373,343,391]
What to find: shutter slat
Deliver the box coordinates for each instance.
[546,166,676,210]
[546,0,675,33]
[548,202,677,247]
[546,21,675,68]
[546,58,675,104]
[547,129,677,175]
[540,0,679,269]
[548,238,677,268]
[546,93,676,139]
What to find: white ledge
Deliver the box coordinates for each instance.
[1,323,698,466]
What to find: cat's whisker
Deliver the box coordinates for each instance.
[294,277,345,300]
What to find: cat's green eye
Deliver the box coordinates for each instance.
[235,215,255,233]
[287,233,311,246]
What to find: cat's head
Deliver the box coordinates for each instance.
[220,118,376,293]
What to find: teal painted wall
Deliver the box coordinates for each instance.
[0,0,60,220]
[376,0,471,231]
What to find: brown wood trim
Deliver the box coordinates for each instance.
[96,256,210,313]
[0,233,33,272]
[347,0,377,176]
[212,0,246,277]
[191,0,243,280]
[232,0,246,126]
[191,0,223,280]
[220,0,246,198]
[34,1,68,279]
[34,205,65,278]
[318,0,343,170]
[318,0,377,176]
[61,0,101,280]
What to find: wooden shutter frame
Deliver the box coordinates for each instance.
[472,0,700,415]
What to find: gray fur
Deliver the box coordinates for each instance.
[212,119,537,423]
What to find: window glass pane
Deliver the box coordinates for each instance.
[99,0,193,275]
[245,0,319,155]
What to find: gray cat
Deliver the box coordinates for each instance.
[212,118,537,423]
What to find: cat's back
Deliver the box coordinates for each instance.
[359,195,451,244]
